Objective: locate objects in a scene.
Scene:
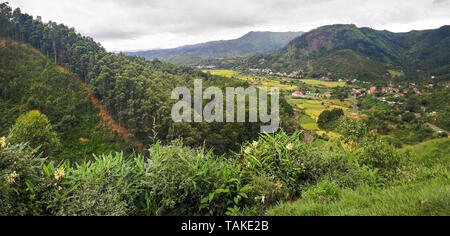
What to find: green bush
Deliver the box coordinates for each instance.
[9,110,60,157]
[43,153,137,216]
[134,141,251,216]
[239,130,386,198]
[318,108,344,131]
[0,136,49,216]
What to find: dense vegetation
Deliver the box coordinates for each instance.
[359,87,449,147]
[268,138,449,216]
[1,114,447,216]
[125,31,303,66]
[0,40,126,160]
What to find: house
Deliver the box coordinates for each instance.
[292,91,307,98]
[352,88,362,94]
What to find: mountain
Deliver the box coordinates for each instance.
[124,31,303,65]
[229,24,450,81]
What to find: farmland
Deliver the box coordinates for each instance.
[203,69,353,132]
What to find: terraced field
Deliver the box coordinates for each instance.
[203,69,238,78]
[204,69,353,132]
[300,79,346,87]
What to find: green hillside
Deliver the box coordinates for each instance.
[0,39,126,161]
[0,2,298,154]
[231,24,450,81]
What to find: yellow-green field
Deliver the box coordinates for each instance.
[289,98,352,131]
[203,69,238,78]
[299,79,346,88]
[388,70,405,78]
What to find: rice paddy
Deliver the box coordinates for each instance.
[203,69,353,132]
[299,79,346,88]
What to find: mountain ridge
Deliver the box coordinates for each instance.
[124,31,303,65]
[213,24,450,81]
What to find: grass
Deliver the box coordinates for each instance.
[288,98,352,131]
[268,138,450,216]
[299,114,319,130]
[203,69,239,78]
[400,138,450,166]
[268,179,449,216]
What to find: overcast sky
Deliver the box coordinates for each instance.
[7,0,450,52]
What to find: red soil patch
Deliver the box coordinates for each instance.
[55,67,144,152]
[79,137,89,142]
[1,38,143,151]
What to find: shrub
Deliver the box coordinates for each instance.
[0,136,49,216]
[302,180,341,203]
[239,131,380,198]
[43,153,137,216]
[9,110,60,156]
[134,141,251,216]
[318,109,344,131]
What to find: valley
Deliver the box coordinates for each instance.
[0,2,448,217]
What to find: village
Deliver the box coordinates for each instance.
[202,69,448,138]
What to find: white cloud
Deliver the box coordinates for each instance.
[7,0,450,51]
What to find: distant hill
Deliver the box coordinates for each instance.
[124,31,303,65]
[218,25,450,81]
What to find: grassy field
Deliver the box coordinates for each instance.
[299,115,319,130]
[388,70,405,78]
[300,79,346,88]
[268,138,450,216]
[268,179,449,216]
[290,99,351,120]
[203,69,239,78]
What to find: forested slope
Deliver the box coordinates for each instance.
[0,39,126,160]
[0,2,297,154]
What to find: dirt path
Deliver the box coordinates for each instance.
[2,38,143,151]
[426,122,449,136]
[55,66,143,151]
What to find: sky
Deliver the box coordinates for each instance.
[7,0,450,52]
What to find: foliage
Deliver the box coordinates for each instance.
[0,42,125,161]
[0,138,49,216]
[9,110,60,156]
[268,139,450,216]
[317,108,344,131]
[134,141,251,216]
[0,127,410,216]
